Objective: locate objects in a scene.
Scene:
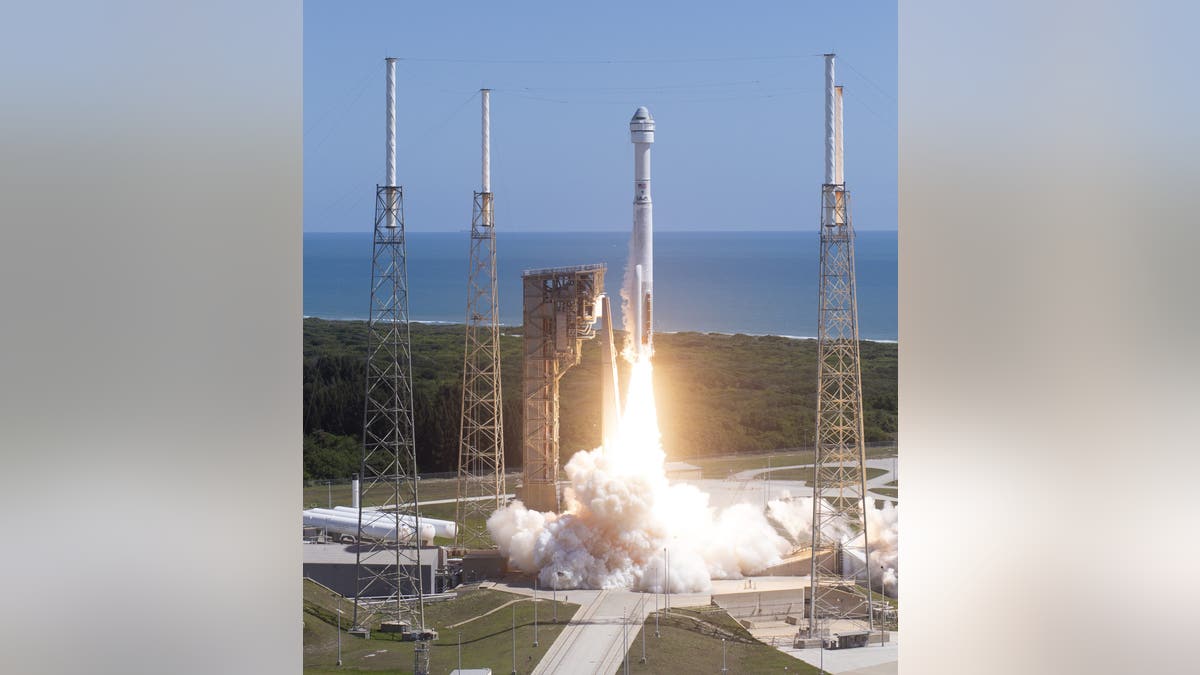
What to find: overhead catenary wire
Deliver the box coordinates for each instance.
[304,61,384,136]
[400,89,480,154]
[308,90,480,225]
[394,54,827,65]
[514,79,765,92]
[307,62,385,155]
[306,52,892,228]
[839,58,897,105]
[500,87,814,106]
[842,86,891,123]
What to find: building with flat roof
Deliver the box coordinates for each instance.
[303,542,444,598]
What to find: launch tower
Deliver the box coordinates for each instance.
[352,58,434,670]
[807,54,876,638]
[455,89,507,548]
[519,264,606,513]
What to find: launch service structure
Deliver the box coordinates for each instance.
[352,58,434,669]
[455,89,507,549]
[519,264,607,513]
[807,53,877,638]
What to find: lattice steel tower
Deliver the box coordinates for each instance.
[808,54,875,638]
[455,89,507,548]
[352,59,433,669]
[519,265,606,513]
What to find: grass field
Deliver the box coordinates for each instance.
[873,487,898,499]
[686,446,897,479]
[303,475,514,510]
[620,606,821,674]
[763,466,888,483]
[304,582,578,673]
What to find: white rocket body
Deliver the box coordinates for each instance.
[629,107,655,356]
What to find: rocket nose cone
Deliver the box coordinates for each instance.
[630,106,652,123]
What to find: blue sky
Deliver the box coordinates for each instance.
[304,1,896,232]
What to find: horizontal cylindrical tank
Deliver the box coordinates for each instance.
[302,509,436,544]
[330,506,458,540]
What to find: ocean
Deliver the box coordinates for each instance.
[304,230,897,341]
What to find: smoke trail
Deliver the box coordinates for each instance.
[487,358,791,592]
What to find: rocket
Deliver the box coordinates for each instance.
[629,106,655,356]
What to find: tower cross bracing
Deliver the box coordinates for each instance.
[351,61,431,673]
[353,183,427,642]
[455,187,506,548]
[807,182,875,637]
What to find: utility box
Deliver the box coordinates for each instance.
[379,621,411,635]
[460,549,507,581]
[825,630,870,650]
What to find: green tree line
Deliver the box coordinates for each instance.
[303,318,896,481]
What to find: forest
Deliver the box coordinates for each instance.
[303,318,896,481]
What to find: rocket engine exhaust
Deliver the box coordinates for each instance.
[629,106,655,356]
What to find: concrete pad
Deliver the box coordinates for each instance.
[785,635,899,674]
[533,589,655,675]
[841,663,899,675]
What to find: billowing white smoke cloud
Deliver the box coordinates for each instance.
[766,490,900,594]
[488,359,791,592]
[866,500,899,593]
[766,490,813,544]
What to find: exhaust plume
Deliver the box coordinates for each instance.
[488,358,791,591]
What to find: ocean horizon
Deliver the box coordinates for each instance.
[304,230,897,341]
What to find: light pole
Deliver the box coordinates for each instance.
[721,637,728,674]
[511,604,517,675]
[820,622,825,674]
[664,546,670,614]
[533,576,539,647]
[655,561,660,638]
[553,571,562,623]
[458,631,463,671]
[623,607,629,675]
[335,597,343,667]
[640,596,647,664]
[765,453,771,508]
[327,480,332,509]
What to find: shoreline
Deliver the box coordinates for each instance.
[303,315,898,343]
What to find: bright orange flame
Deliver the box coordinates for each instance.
[606,355,664,471]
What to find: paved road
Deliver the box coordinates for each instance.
[533,589,630,675]
[526,584,715,675]
[693,458,898,509]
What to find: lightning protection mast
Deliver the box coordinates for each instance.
[352,58,433,672]
[455,89,507,548]
[808,54,875,639]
